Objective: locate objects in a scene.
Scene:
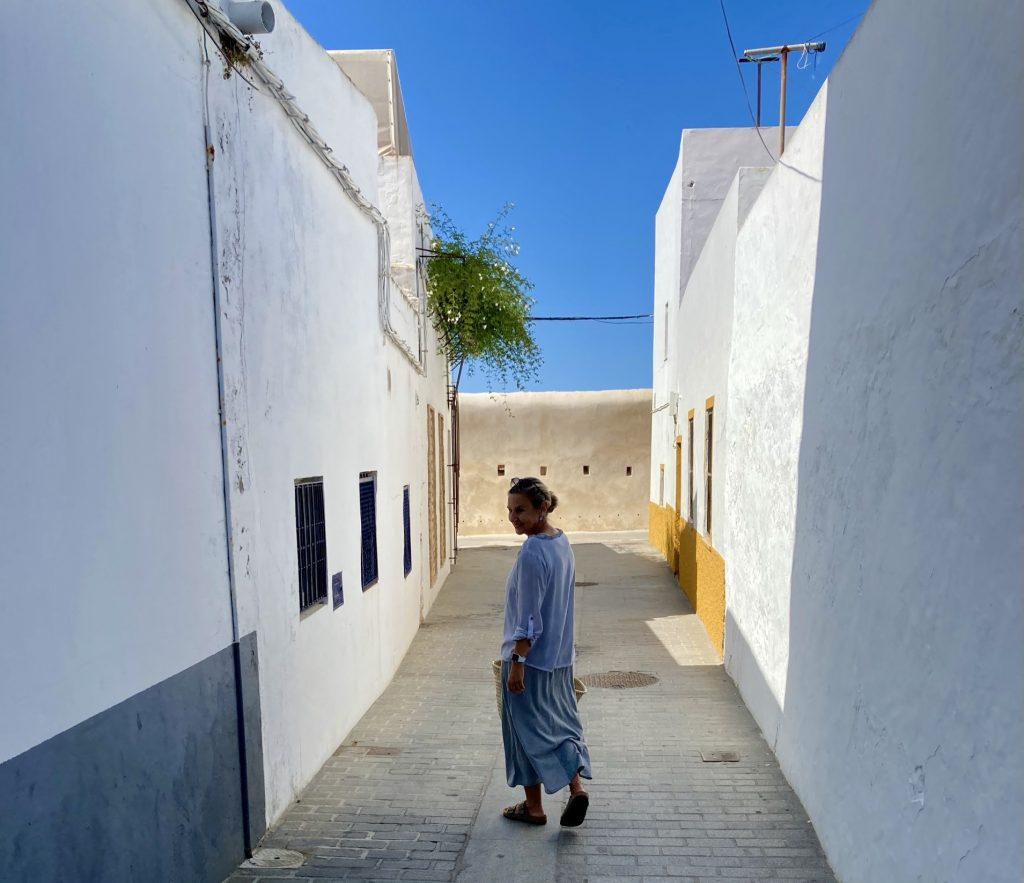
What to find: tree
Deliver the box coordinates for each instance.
[423,204,540,393]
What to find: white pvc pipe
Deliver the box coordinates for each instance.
[227,1,275,34]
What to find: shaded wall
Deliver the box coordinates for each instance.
[724,1,1024,880]
[459,390,651,534]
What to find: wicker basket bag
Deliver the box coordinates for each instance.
[491,659,587,719]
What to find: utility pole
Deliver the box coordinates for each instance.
[739,41,825,155]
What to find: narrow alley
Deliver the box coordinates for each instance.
[228,535,834,883]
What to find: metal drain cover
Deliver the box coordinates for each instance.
[366,746,402,756]
[575,581,599,587]
[579,671,659,689]
[242,848,305,869]
[700,750,740,763]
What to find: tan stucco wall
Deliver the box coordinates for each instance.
[458,389,652,534]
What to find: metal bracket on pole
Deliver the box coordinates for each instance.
[738,41,825,156]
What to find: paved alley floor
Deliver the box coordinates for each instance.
[227,536,835,883]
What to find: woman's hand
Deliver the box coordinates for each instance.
[507,661,526,694]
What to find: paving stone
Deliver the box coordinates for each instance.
[225,536,836,883]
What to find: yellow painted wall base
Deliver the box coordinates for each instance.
[649,502,726,654]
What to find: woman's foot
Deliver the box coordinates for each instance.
[559,790,589,827]
[502,800,547,825]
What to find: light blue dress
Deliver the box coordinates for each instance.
[500,531,593,793]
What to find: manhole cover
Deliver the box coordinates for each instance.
[578,671,659,689]
[700,750,740,763]
[242,848,305,869]
[575,581,599,587]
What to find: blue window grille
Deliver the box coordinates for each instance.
[402,486,412,577]
[294,477,328,612]
[360,472,379,589]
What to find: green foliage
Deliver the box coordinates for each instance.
[423,204,540,391]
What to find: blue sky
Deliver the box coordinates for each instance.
[287,0,870,392]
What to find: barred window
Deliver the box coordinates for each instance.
[360,472,379,589]
[294,478,327,612]
[403,485,412,577]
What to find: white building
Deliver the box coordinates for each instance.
[0,3,453,881]
[650,1,1023,880]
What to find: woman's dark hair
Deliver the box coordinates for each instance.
[508,476,559,513]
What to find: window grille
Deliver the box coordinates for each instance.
[688,414,695,522]
[403,485,412,577]
[360,472,379,589]
[705,407,714,539]
[294,477,328,612]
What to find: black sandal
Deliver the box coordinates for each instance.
[559,791,589,827]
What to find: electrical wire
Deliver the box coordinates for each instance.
[808,11,864,41]
[181,0,425,373]
[718,0,776,163]
[717,0,828,184]
[529,314,653,322]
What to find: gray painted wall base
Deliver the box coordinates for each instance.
[0,633,264,883]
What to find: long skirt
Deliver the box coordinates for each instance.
[500,660,593,794]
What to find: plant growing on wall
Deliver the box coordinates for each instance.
[423,204,540,393]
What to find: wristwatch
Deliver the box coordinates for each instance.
[511,653,528,664]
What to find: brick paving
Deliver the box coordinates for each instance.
[225,535,835,883]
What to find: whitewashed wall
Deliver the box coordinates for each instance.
[0,0,453,845]
[724,1,1023,879]
[651,129,784,510]
[205,6,451,822]
[722,88,828,742]
[0,0,233,767]
[652,167,769,535]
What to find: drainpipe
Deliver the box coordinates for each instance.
[199,36,253,858]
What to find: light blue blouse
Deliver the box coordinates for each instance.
[500,531,576,671]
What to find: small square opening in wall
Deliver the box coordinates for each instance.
[497,464,505,476]
[626,466,632,476]
[583,465,590,476]
[540,465,547,476]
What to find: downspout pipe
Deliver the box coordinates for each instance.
[199,36,253,858]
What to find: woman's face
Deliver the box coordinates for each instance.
[507,492,549,536]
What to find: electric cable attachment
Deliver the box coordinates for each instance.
[184,0,425,373]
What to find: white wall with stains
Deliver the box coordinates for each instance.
[1,0,453,834]
[0,0,234,767]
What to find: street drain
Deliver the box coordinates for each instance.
[366,746,402,756]
[575,581,599,587]
[579,671,659,689]
[242,848,305,869]
[700,750,740,763]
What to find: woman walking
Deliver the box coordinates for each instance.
[500,476,592,827]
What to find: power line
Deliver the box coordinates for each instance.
[718,0,776,163]
[808,11,863,41]
[529,314,654,322]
